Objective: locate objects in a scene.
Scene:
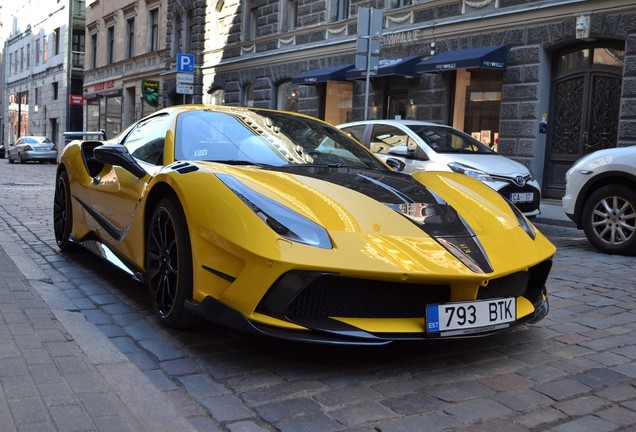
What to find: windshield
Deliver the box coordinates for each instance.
[174,108,388,170]
[407,125,494,154]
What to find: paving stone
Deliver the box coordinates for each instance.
[535,378,592,401]
[201,394,254,422]
[255,397,322,422]
[549,415,619,432]
[445,398,514,423]
[275,412,342,432]
[574,368,632,389]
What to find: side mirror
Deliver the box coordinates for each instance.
[93,144,147,178]
[385,157,406,172]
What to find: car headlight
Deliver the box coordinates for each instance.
[507,201,536,240]
[217,174,332,249]
[448,162,494,182]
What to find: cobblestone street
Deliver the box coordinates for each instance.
[0,161,634,431]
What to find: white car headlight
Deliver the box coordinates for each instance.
[448,162,494,183]
[217,174,332,249]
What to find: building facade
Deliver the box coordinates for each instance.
[83,0,169,138]
[1,0,85,148]
[199,0,636,198]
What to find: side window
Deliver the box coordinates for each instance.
[341,125,366,145]
[122,114,170,165]
[369,125,409,154]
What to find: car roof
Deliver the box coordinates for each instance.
[338,119,447,128]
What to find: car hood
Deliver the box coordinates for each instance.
[432,153,530,177]
[184,163,547,275]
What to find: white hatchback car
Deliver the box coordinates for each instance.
[562,145,636,255]
[338,120,541,217]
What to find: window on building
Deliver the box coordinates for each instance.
[107,26,115,64]
[43,35,49,62]
[215,0,226,41]
[126,17,135,58]
[283,0,298,31]
[336,0,350,21]
[276,81,299,112]
[452,69,502,150]
[185,10,193,53]
[244,0,258,41]
[36,39,41,65]
[149,8,159,51]
[53,82,59,100]
[54,27,61,55]
[91,33,97,68]
[20,47,24,72]
[242,84,255,107]
[173,12,182,54]
[35,87,42,106]
[26,44,31,67]
[387,0,412,9]
[72,30,85,68]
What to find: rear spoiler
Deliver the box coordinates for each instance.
[63,129,107,140]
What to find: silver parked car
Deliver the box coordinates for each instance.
[7,136,58,164]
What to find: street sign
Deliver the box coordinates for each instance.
[176,53,195,73]
[176,73,194,84]
[176,83,194,95]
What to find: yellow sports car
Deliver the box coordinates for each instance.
[54,105,556,345]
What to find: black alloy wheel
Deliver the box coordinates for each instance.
[53,171,78,252]
[582,184,636,255]
[146,197,195,328]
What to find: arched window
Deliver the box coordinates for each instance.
[173,13,182,55]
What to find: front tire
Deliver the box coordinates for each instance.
[582,184,636,255]
[53,171,78,252]
[146,197,195,328]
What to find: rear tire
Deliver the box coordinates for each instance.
[582,184,636,255]
[146,197,195,328]
[53,171,78,252]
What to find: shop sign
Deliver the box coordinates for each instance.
[68,94,84,105]
[142,80,161,107]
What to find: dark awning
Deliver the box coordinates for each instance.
[346,56,421,80]
[416,45,508,74]
[291,65,355,84]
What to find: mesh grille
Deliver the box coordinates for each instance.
[285,277,450,318]
[477,259,552,303]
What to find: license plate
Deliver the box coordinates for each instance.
[427,298,516,336]
[35,146,48,151]
[510,192,534,203]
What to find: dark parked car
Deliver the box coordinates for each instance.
[0,143,4,159]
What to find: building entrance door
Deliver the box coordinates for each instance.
[543,42,624,198]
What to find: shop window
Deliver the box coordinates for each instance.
[452,69,502,150]
[324,82,352,124]
[277,81,299,112]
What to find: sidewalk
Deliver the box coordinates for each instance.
[0,231,197,431]
[533,198,576,228]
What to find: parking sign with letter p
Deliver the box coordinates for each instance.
[176,53,195,73]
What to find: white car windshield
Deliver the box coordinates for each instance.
[408,125,494,154]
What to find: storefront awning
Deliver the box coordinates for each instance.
[415,45,508,73]
[291,65,355,84]
[346,56,421,80]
